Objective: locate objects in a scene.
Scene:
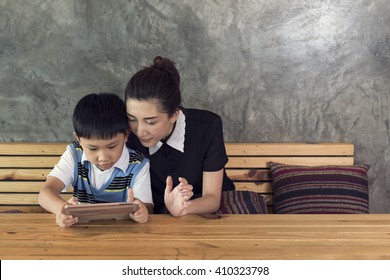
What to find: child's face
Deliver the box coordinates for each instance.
[126,98,179,148]
[77,133,127,171]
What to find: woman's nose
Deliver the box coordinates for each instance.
[136,122,147,136]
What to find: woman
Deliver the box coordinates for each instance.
[125,56,235,216]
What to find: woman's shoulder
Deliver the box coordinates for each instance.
[184,108,222,123]
[183,108,224,136]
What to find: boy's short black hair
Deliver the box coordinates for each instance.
[73,93,129,140]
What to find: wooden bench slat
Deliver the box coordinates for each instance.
[0,182,74,193]
[0,182,44,192]
[0,193,72,204]
[0,157,60,168]
[0,143,67,155]
[226,169,271,181]
[225,143,354,156]
[0,169,51,180]
[0,170,315,197]
[226,157,354,168]
[0,142,354,156]
[234,182,272,193]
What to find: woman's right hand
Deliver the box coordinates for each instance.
[164,176,194,217]
[55,196,79,228]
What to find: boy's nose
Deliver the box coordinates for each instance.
[98,151,109,161]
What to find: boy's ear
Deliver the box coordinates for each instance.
[73,132,80,142]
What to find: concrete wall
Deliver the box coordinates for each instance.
[1,0,389,212]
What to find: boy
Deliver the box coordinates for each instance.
[38,93,153,227]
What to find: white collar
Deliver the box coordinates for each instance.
[149,109,186,155]
[81,143,129,173]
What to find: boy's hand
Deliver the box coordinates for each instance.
[127,188,148,223]
[56,196,79,228]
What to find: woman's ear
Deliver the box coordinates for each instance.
[169,109,180,124]
[124,129,131,141]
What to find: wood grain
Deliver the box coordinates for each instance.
[1,214,389,260]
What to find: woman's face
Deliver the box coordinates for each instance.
[126,98,178,148]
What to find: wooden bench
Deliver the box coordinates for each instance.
[0,142,354,213]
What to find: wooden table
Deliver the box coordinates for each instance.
[1,213,390,260]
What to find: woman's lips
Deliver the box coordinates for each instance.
[140,138,152,143]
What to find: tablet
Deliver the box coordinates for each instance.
[64,202,139,223]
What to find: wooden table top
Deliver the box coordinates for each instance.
[1,213,390,260]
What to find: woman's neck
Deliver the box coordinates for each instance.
[161,122,176,143]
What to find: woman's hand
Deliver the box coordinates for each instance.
[56,196,79,228]
[164,176,194,217]
[127,188,148,223]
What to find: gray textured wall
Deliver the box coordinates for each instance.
[1,0,389,212]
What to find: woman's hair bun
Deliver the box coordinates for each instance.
[152,56,180,86]
[153,56,174,67]
[153,56,163,64]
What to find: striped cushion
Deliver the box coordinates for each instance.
[216,190,268,214]
[269,162,369,214]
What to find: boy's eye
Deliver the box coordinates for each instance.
[108,145,117,149]
[88,148,97,151]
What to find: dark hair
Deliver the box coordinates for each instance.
[73,93,129,140]
[125,56,181,117]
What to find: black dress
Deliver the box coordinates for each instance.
[127,108,235,213]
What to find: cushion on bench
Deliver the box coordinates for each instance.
[269,162,369,214]
[216,190,268,214]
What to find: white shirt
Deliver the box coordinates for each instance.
[48,144,153,205]
[149,109,186,155]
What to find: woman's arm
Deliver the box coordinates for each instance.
[182,169,223,215]
[164,169,223,216]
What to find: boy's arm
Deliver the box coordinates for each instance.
[131,162,154,213]
[38,176,68,215]
[39,145,76,214]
